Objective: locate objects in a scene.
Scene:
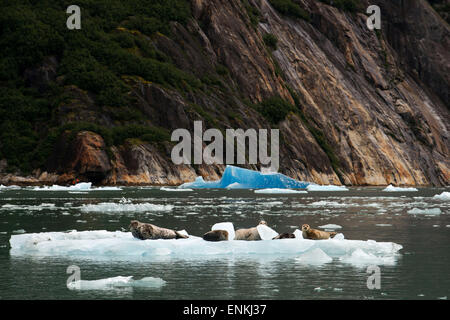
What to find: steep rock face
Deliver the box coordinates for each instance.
[2,0,447,186]
[103,0,450,186]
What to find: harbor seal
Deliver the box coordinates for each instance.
[301,224,336,240]
[272,233,296,240]
[129,220,188,240]
[203,229,229,241]
[234,221,267,241]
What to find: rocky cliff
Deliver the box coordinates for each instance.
[0,0,448,186]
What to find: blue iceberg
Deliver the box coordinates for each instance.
[179,165,309,189]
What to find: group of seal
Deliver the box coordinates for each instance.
[129,220,337,241]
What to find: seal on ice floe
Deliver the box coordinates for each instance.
[301,224,336,240]
[234,221,267,241]
[129,220,188,240]
[203,229,229,241]
[272,233,296,239]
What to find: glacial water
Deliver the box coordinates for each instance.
[0,186,449,300]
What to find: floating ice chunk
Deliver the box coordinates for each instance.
[256,224,279,240]
[339,248,396,266]
[383,185,418,192]
[91,186,123,191]
[307,184,348,191]
[67,276,166,290]
[160,187,193,192]
[33,182,92,191]
[1,203,56,211]
[295,248,332,265]
[226,183,245,189]
[376,224,392,227]
[318,224,342,230]
[10,230,402,262]
[433,192,450,201]
[32,183,122,191]
[212,222,235,241]
[80,202,173,213]
[0,185,21,190]
[179,165,309,189]
[254,188,307,194]
[407,208,441,215]
[309,201,345,207]
[12,229,26,234]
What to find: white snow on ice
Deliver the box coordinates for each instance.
[306,185,349,191]
[160,187,193,192]
[32,182,122,191]
[382,185,418,192]
[433,192,450,201]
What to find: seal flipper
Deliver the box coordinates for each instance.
[175,231,188,239]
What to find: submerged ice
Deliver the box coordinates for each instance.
[179,165,309,189]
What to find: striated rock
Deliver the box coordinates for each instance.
[68,131,112,183]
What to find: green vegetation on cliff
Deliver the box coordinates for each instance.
[0,0,193,173]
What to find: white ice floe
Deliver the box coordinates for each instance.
[80,202,174,213]
[407,208,442,215]
[318,224,342,230]
[295,248,332,265]
[306,184,349,191]
[432,192,450,201]
[32,182,122,191]
[1,203,57,211]
[160,187,193,192]
[12,229,26,234]
[67,276,166,291]
[309,201,345,207]
[376,224,392,227]
[9,230,402,263]
[382,185,418,192]
[0,185,21,190]
[254,188,307,194]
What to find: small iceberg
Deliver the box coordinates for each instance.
[67,276,166,291]
[160,187,193,192]
[407,208,441,215]
[254,188,307,194]
[433,192,450,201]
[80,202,174,213]
[318,224,342,230]
[32,183,122,191]
[307,184,348,191]
[382,185,418,192]
[0,185,21,190]
[179,165,309,189]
